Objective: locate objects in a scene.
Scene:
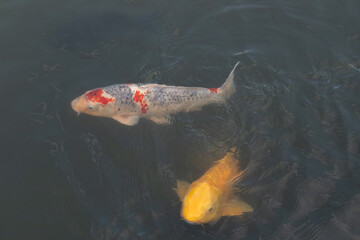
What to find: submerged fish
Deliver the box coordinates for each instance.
[174,148,253,225]
[71,62,239,126]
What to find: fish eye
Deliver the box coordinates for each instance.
[208,207,214,212]
[88,105,93,110]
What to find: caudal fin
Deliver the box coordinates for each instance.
[218,62,240,100]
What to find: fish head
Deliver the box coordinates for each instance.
[181,182,222,224]
[71,88,115,117]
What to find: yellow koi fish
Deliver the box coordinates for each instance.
[174,149,253,224]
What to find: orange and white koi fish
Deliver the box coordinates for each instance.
[174,149,253,225]
[71,62,239,126]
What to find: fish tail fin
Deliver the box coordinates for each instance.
[218,62,240,100]
[228,147,237,155]
[220,147,238,166]
[218,147,244,184]
[226,147,248,185]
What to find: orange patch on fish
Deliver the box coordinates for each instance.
[133,90,149,114]
[208,88,218,93]
[86,89,115,104]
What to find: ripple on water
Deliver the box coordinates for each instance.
[290,177,335,221]
[24,0,360,238]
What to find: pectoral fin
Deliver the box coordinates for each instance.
[149,115,172,125]
[112,115,139,126]
[222,199,253,216]
[208,216,222,225]
[188,105,203,112]
[173,180,190,201]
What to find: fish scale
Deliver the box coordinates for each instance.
[71,62,239,126]
[106,84,214,112]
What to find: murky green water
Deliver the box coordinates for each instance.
[2,0,360,239]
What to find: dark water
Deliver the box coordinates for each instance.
[2,0,360,239]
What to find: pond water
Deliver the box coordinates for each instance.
[2,0,360,239]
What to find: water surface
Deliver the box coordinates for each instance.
[1,0,360,239]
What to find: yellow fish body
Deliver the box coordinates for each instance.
[174,149,253,224]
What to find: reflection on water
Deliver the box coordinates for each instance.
[1,0,360,239]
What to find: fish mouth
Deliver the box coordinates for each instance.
[71,98,81,114]
[184,219,200,225]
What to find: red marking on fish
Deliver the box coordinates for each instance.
[86,89,115,104]
[126,83,132,85]
[208,88,218,93]
[133,90,149,114]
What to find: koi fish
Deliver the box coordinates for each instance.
[174,148,253,224]
[71,62,239,126]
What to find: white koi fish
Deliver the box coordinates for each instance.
[71,62,239,126]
